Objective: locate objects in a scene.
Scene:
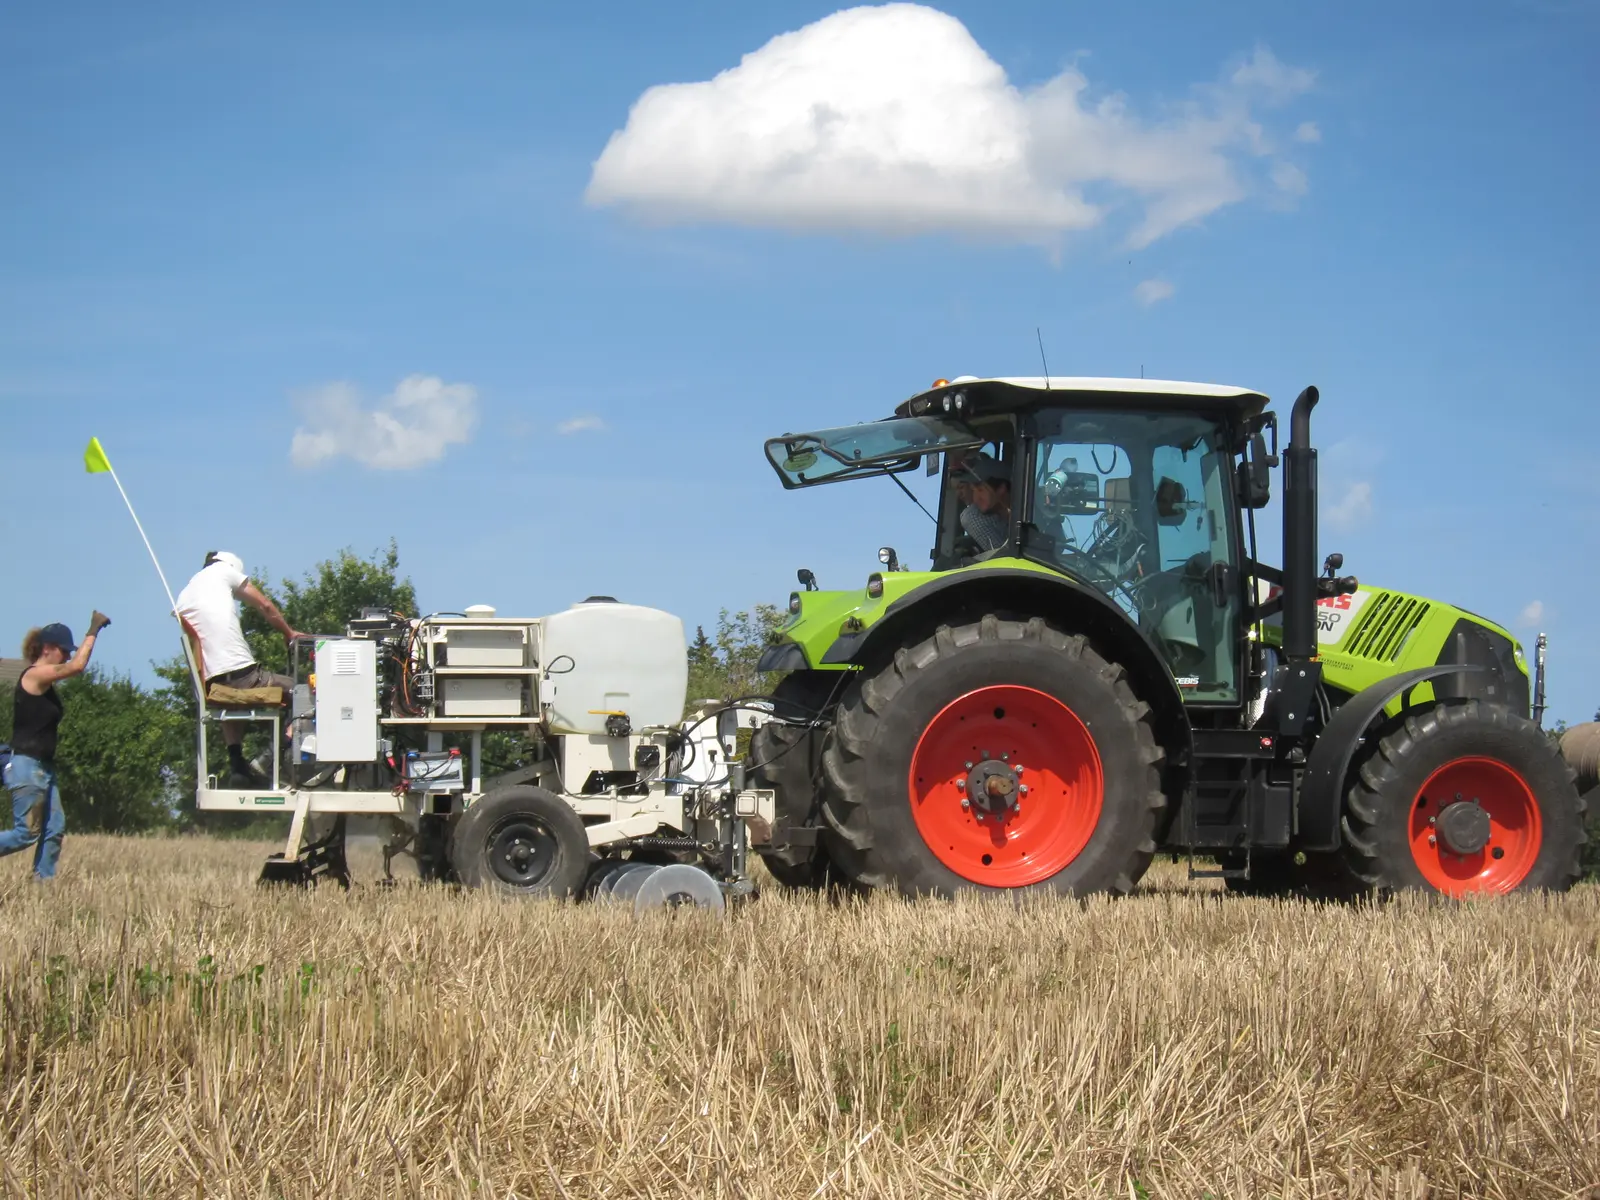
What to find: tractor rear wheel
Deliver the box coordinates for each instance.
[1341,700,1585,896]
[749,670,847,888]
[819,616,1165,898]
[450,785,589,898]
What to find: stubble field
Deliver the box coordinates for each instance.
[0,834,1596,1199]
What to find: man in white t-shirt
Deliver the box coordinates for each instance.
[175,551,306,787]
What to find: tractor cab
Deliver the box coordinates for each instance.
[764,377,1269,705]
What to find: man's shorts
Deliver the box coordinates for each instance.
[207,663,296,700]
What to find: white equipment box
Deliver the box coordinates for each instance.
[441,676,526,717]
[442,625,528,667]
[314,639,378,761]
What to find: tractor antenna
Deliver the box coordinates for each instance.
[1036,327,1051,389]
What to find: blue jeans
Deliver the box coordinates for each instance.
[0,754,65,879]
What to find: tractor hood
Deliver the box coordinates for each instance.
[1258,584,1531,717]
[760,559,1065,673]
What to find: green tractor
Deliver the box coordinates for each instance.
[748,376,1586,899]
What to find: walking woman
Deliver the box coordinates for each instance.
[1,612,110,879]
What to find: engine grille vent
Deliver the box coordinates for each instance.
[1346,593,1430,662]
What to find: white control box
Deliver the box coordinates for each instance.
[441,676,525,717]
[314,639,378,761]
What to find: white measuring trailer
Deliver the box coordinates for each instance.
[184,599,775,909]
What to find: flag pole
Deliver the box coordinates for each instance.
[89,440,178,615]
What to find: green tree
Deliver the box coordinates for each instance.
[243,541,418,672]
[684,606,787,711]
[1,669,184,833]
[686,624,718,705]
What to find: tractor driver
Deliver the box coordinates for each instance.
[175,551,306,788]
[951,453,1012,554]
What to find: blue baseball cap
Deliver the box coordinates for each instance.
[38,624,75,656]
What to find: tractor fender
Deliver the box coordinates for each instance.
[820,567,1192,784]
[1297,665,1483,851]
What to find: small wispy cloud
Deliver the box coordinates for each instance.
[290,374,477,470]
[1134,278,1176,307]
[1325,480,1374,531]
[1271,162,1309,196]
[1294,121,1322,143]
[1519,600,1545,628]
[1231,45,1317,100]
[556,415,606,435]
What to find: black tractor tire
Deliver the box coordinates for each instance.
[449,785,589,898]
[1341,700,1586,896]
[819,615,1166,898]
[748,670,847,888]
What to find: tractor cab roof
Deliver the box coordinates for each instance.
[896,377,1270,422]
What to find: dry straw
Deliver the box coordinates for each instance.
[1,835,1596,1198]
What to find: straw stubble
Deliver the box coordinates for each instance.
[1,836,1595,1198]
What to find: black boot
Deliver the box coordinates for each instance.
[227,745,266,789]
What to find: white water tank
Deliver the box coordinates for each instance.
[539,599,688,736]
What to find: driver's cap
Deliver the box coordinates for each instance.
[206,550,245,574]
[951,452,1008,485]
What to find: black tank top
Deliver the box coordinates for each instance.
[11,678,63,761]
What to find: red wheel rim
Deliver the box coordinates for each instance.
[907,685,1103,886]
[1408,757,1542,895]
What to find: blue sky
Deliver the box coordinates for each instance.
[2,0,1596,720]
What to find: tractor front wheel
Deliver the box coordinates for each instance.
[820,616,1166,898]
[1341,700,1586,896]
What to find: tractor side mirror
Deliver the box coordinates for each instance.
[1237,434,1272,509]
[1155,477,1189,526]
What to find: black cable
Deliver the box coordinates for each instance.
[683,673,853,785]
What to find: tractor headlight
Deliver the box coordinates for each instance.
[789,592,802,615]
[866,573,884,599]
[942,394,952,412]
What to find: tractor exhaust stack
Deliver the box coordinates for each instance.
[1282,386,1320,663]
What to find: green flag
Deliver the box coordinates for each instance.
[85,436,112,474]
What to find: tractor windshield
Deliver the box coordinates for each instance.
[1019,408,1242,702]
[765,417,987,489]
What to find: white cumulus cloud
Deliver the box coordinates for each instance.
[1294,121,1322,143]
[1519,600,1545,628]
[290,375,477,470]
[587,5,1317,249]
[1134,278,1175,306]
[556,415,607,435]
[1325,480,1374,531]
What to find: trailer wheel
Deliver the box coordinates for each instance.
[1342,700,1586,896]
[749,670,847,889]
[450,785,588,898]
[820,616,1165,898]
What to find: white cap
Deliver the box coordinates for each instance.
[210,550,244,574]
